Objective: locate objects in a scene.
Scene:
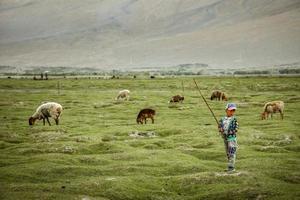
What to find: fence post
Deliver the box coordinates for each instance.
[57,81,60,95]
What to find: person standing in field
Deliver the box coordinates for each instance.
[218,103,239,173]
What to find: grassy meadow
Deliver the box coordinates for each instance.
[0,76,299,200]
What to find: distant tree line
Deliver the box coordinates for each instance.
[278,68,300,74]
[233,70,271,75]
[1,64,300,76]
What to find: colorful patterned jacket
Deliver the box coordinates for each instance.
[219,116,239,141]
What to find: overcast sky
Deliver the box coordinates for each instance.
[0,0,300,69]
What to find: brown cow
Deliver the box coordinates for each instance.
[169,95,184,103]
[210,90,227,101]
[261,101,284,120]
[136,108,156,124]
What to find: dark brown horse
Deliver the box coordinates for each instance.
[136,108,156,124]
[169,95,184,103]
[210,91,227,101]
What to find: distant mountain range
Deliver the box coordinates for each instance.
[0,0,300,71]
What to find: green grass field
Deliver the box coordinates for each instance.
[0,77,299,200]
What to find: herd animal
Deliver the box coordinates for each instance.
[210,90,227,101]
[169,95,184,103]
[136,108,156,124]
[29,102,63,126]
[116,89,130,101]
[28,87,285,126]
[261,101,284,120]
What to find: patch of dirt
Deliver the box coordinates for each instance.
[93,102,114,108]
[32,130,67,142]
[256,146,288,153]
[215,171,246,177]
[62,146,76,153]
[129,131,157,138]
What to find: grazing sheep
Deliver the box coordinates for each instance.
[116,89,130,101]
[29,102,63,126]
[169,95,184,103]
[136,108,156,124]
[261,101,284,120]
[211,90,227,101]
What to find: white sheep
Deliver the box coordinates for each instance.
[116,89,130,101]
[29,102,63,126]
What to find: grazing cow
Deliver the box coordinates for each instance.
[169,95,184,103]
[136,108,156,124]
[210,90,227,101]
[116,89,130,101]
[261,101,284,120]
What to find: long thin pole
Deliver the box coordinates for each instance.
[193,79,219,126]
[57,81,60,95]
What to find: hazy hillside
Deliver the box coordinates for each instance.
[0,0,300,70]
